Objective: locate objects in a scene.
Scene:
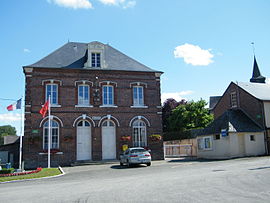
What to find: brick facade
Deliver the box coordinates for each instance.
[213,82,269,154]
[23,67,164,168]
[213,82,264,128]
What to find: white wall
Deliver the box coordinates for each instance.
[263,102,270,128]
[197,134,231,159]
[197,132,265,159]
[244,133,265,156]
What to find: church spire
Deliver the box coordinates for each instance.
[250,56,266,83]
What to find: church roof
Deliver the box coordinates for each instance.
[236,82,270,101]
[24,41,161,73]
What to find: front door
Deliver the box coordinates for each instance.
[102,120,116,160]
[77,120,91,160]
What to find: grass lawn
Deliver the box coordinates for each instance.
[0,168,62,183]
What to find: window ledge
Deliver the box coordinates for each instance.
[75,105,93,108]
[51,104,61,108]
[100,105,118,108]
[130,105,148,108]
[38,152,63,155]
[199,148,212,151]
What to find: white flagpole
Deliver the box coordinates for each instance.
[48,95,51,168]
[19,97,23,171]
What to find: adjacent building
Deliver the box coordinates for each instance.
[197,57,269,159]
[23,41,164,168]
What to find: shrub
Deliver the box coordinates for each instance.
[0,168,14,174]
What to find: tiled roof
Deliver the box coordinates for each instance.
[25,41,161,73]
[196,109,263,136]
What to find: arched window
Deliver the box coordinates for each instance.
[132,120,147,147]
[102,120,115,127]
[77,120,91,127]
[43,120,59,149]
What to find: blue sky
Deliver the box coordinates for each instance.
[0,0,270,134]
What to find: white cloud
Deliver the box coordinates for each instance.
[0,113,22,122]
[123,1,136,8]
[98,0,136,8]
[23,48,30,53]
[174,43,214,66]
[161,91,194,104]
[99,0,117,5]
[48,0,93,9]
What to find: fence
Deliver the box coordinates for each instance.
[164,143,196,158]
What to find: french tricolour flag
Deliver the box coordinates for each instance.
[7,99,22,111]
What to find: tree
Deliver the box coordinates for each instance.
[162,98,187,132]
[0,125,17,145]
[168,99,213,132]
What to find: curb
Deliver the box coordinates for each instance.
[0,166,65,184]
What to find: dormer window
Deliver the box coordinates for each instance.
[91,53,100,67]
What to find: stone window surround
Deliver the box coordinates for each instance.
[75,80,94,107]
[42,79,62,107]
[99,81,117,107]
[130,82,148,108]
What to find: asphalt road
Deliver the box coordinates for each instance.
[1,156,270,203]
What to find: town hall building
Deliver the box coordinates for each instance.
[23,41,164,168]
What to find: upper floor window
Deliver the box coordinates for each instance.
[133,86,144,106]
[102,85,113,106]
[43,120,59,149]
[78,85,89,106]
[91,53,100,67]
[46,84,58,105]
[230,91,237,108]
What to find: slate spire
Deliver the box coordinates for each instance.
[250,56,266,83]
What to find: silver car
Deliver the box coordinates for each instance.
[120,147,151,167]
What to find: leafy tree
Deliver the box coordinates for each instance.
[168,99,213,132]
[0,125,16,145]
[162,98,186,132]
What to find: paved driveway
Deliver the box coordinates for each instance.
[0,157,270,202]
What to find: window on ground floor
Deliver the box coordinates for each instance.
[250,135,256,141]
[197,136,212,150]
[132,120,147,147]
[43,120,59,149]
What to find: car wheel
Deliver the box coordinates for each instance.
[147,162,151,166]
[120,162,123,166]
[127,160,132,167]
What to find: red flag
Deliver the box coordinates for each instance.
[40,100,49,118]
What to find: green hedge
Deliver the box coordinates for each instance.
[0,168,15,174]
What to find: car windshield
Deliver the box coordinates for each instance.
[130,149,147,154]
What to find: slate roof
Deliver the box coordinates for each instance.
[250,56,266,83]
[25,41,161,73]
[209,96,221,110]
[236,82,270,101]
[196,109,263,136]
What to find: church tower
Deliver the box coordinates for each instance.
[250,56,266,83]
